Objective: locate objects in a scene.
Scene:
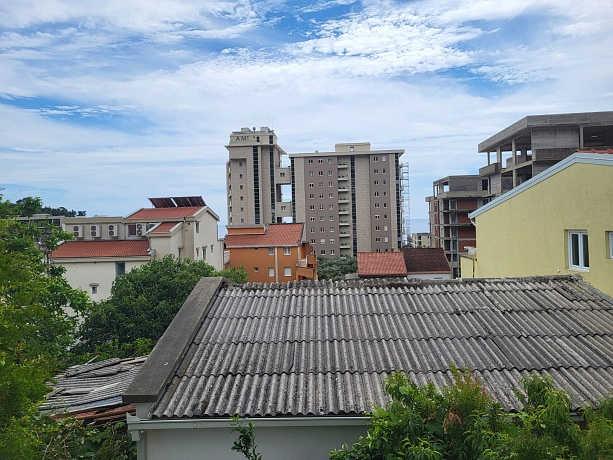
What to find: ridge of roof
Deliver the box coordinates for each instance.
[50,239,151,258]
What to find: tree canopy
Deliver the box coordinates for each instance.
[75,255,247,354]
[317,256,357,281]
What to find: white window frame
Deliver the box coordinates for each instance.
[284,247,291,255]
[568,230,589,271]
[268,267,275,277]
[284,267,291,277]
[609,231,613,259]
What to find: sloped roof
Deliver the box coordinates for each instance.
[125,275,613,418]
[150,222,181,234]
[225,223,304,247]
[41,357,146,421]
[50,240,151,258]
[126,207,204,219]
[357,252,407,276]
[402,248,451,273]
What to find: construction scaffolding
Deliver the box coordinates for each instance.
[400,163,410,247]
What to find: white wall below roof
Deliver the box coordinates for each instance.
[142,423,368,460]
[55,258,149,304]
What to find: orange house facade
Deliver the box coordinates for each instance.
[225,224,317,283]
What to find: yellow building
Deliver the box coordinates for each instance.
[461,152,613,297]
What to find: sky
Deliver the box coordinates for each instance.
[2,0,613,233]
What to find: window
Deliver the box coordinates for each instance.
[374,203,380,208]
[309,183,314,188]
[320,239,326,244]
[609,232,613,259]
[203,247,207,261]
[310,239,316,244]
[116,262,126,276]
[309,193,314,199]
[375,237,381,242]
[382,169,386,174]
[308,159,314,163]
[382,156,386,161]
[269,247,274,255]
[280,172,285,177]
[321,227,325,232]
[240,207,244,212]
[239,161,243,166]
[319,182,324,187]
[383,191,387,196]
[310,227,315,233]
[383,202,387,208]
[383,180,387,185]
[384,237,389,243]
[329,227,335,232]
[375,225,380,231]
[384,214,388,219]
[284,247,291,255]
[374,169,379,174]
[196,247,200,258]
[254,247,259,251]
[254,267,259,272]
[328,182,333,187]
[321,250,326,255]
[240,218,244,223]
[320,204,325,210]
[318,159,323,164]
[374,180,379,185]
[309,171,314,176]
[318,171,323,176]
[310,217,315,221]
[328,171,333,176]
[568,231,589,270]
[320,216,325,221]
[374,191,379,197]
[91,285,98,294]
[330,250,335,255]
[384,225,388,231]
[350,146,354,152]
[269,267,275,277]
[195,222,200,233]
[319,194,324,199]
[240,196,243,201]
[328,193,334,198]
[281,205,286,211]
[375,215,380,220]
[328,158,333,163]
[329,216,334,221]
[239,185,243,190]
[310,205,315,210]
[373,156,378,162]
[329,239,335,244]
[284,267,291,277]
[239,174,243,179]
[329,204,334,210]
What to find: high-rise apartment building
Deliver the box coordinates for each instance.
[226,127,292,226]
[290,143,404,256]
[226,129,405,256]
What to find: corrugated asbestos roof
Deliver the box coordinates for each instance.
[149,276,613,419]
[41,357,146,420]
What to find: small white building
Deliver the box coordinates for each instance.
[51,196,224,300]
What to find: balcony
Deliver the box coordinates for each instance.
[339,220,350,226]
[338,175,348,180]
[338,187,349,192]
[339,231,350,237]
[340,242,351,248]
[338,163,348,168]
[339,208,350,215]
[338,198,349,204]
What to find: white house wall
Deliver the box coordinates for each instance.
[140,423,368,460]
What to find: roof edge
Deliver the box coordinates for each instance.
[123,276,234,405]
[470,152,613,219]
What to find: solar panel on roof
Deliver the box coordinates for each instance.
[149,196,206,208]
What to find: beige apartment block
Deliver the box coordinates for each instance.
[290,143,405,257]
[226,127,291,227]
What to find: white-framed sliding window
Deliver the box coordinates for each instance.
[568,230,589,271]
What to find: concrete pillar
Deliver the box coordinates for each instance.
[512,139,517,166]
[579,126,584,148]
[513,169,517,188]
[496,147,502,166]
[487,151,491,166]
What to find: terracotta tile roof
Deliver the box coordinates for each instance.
[357,252,407,276]
[50,240,151,259]
[402,248,451,273]
[576,149,613,154]
[225,224,304,247]
[126,207,203,219]
[150,222,180,233]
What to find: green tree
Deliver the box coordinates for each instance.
[75,255,247,354]
[0,196,89,427]
[317,256,357,281]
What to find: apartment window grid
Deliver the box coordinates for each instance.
[252,146,260,224]
[269,145,276,220]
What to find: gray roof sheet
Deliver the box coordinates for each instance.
[148,276,613,418]
[42,356,146,415]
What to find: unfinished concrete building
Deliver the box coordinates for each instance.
[427,111,613,277]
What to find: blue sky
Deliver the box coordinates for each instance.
[1,0,612,229]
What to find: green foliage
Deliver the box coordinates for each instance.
[231,415,262,460]
[0,196,89,427]
[0,408,135,459]
[330,370,613,460]
[317,256,357,281]
[75,255,247,354]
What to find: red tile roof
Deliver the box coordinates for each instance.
[225,224,304,247]
[402,248,451,273]
[357,252,407,276]
[50,240,151,259]
[150,222,180,233]
[126,207,203,219]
